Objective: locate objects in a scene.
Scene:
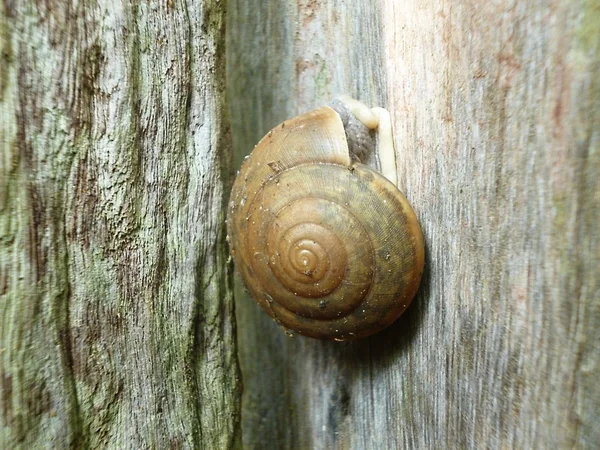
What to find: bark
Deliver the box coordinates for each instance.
[0,1,240,449]
[227,0,599,449]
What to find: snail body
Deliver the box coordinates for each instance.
[227,99,424,340]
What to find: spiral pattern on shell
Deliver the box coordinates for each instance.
[227,106,424,340]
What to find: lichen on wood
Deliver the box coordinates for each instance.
[0,0,241,448]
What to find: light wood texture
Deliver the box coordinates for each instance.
[0,1,240,448]
[227,0,599,449]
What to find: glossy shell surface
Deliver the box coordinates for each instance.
[227,106,424,340]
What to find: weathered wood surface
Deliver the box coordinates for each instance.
[228,1,599,449]
[0,1,241,448]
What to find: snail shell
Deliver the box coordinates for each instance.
[227,100,424,340]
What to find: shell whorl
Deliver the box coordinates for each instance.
[228,106,424,340]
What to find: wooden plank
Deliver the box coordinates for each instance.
[227,0,599,448]
[0,1,241,448]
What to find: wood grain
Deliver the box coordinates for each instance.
[227,0,599,448]
[0,1,241,448]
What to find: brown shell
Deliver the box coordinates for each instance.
[227,106,424,340]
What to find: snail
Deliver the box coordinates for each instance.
[227,97,424,340]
